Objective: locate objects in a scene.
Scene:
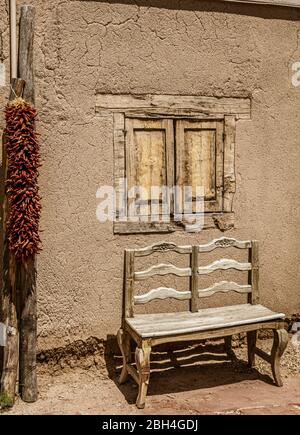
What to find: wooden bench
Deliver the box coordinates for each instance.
[117,237,288,409]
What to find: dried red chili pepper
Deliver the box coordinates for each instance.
[4,97,42,262]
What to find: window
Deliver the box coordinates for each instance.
[175,119,224,213]
[125,118,174,221]
[95,94,251,233]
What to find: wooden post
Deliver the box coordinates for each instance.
[124,251,134,319]
[0,78,25,403]
[19,258,37,402]
[190,246,198,312]
[18,6,35,103]
[248,241,259,305]
[17,5,38,403]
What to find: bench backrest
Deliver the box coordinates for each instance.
[123,237,259,318]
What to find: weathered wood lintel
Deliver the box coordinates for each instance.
[96,94,251,120]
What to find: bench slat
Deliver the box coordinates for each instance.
[134,264,191,280]
[134,287,191,304]
[198,259,251,275]
[130,303,253,324]
[199,237,252,252]
[198,281,252,298]
[133,241,192,257]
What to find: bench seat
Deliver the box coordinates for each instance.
[126,303,285,338]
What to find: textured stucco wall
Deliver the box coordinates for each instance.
[0,1,300,350]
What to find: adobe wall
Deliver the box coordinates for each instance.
[0,1,299,350]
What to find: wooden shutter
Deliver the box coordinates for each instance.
[175,120,224,213]
[125,118,174,220]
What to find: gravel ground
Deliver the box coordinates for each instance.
[2,336,300,415]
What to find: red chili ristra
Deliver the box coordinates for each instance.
[4,98,42,261]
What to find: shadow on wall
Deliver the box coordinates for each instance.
[80,0,300,21]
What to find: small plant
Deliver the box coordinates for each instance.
[0,392,14,410]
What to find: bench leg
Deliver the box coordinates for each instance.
[135,342,151,409]
[117,328,131,384]
[224,335,236,360]
[224,335,231,357]
[247,330,257,367]
[271,328,288,387]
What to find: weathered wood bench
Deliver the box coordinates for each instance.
[117,237,288,409]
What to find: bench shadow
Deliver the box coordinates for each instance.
[104,334,274,405]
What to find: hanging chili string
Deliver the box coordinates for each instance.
[4,97,42,261]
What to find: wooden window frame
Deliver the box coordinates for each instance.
[113,114,237,234]
[96,94,251,234]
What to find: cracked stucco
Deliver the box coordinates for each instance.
[0,1,300,350]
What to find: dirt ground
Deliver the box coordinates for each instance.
[3,337,300,415]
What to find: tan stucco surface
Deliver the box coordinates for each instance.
[0,1,300,351]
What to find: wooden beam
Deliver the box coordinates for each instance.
[18,6,35,104]
[95,94,251,120]
[17,5,38,403]
[255,346,272,363]
[0,78,25,405]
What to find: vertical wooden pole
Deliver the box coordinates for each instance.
[17,5,38,403]
[124,250,134,319]
[19,258,37,402]
[190,246,198,312]
[18,6,35,103]
[249,240,259,305]
[1,78,25,403]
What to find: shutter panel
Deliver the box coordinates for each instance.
[125,118,174,221]
[175,120,224,214]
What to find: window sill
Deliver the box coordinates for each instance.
[113,212,234,234]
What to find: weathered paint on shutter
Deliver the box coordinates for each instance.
[175,120,224,213]
[125,118,174,219]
